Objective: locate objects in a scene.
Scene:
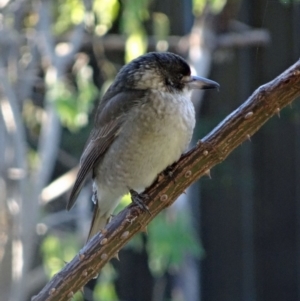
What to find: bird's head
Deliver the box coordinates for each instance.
[114,52,220,93]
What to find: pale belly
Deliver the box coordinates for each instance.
[94,91,195,203]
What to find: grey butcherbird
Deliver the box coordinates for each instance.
[67,52,219,241]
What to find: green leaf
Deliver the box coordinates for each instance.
[93,0,120,36]
[147,210,204,276]
[46,64,98,131]
[53,0,85,35]
[41,234,79,278]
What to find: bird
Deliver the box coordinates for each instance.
[67,51,219,241]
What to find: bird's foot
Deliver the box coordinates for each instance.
[130,189,151,216]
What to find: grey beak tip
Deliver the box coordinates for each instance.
[203,82,220,90]
[188,75,220,91]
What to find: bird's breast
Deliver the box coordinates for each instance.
[135,90,195,132]
[95,90,196,192]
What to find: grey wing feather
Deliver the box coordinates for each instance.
[66,120,121,210]
[66,89,146,210]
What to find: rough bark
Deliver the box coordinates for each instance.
[32,60,300,301]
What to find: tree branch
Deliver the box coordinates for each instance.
[32,60,300,301]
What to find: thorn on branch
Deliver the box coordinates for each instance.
[160,194,168,202]
[244,111,254,119]
[121,231,129,239]
[101,253,108,260]
[113,253,120,261]
[204,169,212,179]
[184,170,192,178]
[157,173,164,182]
[67,292,74,298]
[82,270,88,277]
[100,238,108,245]
[100,228,108,235]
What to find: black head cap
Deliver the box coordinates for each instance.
[107,52,219,93]
[113,52,191,91]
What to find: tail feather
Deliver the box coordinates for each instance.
[87,205,110,242]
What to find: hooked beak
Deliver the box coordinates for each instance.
[186,75,220,90]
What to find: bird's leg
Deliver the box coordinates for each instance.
[92,184,98,205]
[129,189,152,216]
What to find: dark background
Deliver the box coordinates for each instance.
[198,1,300,301]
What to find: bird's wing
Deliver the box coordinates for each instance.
[66,89,146,210]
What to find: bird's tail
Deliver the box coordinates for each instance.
[87,205,110,242]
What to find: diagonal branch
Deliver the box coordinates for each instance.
[32,60,300,301]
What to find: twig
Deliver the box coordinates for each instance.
[0,60,28,301]
[81,29,270,53]
[32,60,300,301]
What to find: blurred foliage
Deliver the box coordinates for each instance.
[192,0,206,15]
[23,58,97,134]
[120,0,150,62]
[46,59,98,131]
[41,234,79,278]
[23,101,44,137]
[153,12,170,40]
[41,234,118,300]
[53,0,151,61]
[93,0,120,36]
[53,0,85,35]
[193,0,227,15]
[53,0,120,36]
[118,195,204,276]
[147,210,203,276]
[94,264,118,301]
